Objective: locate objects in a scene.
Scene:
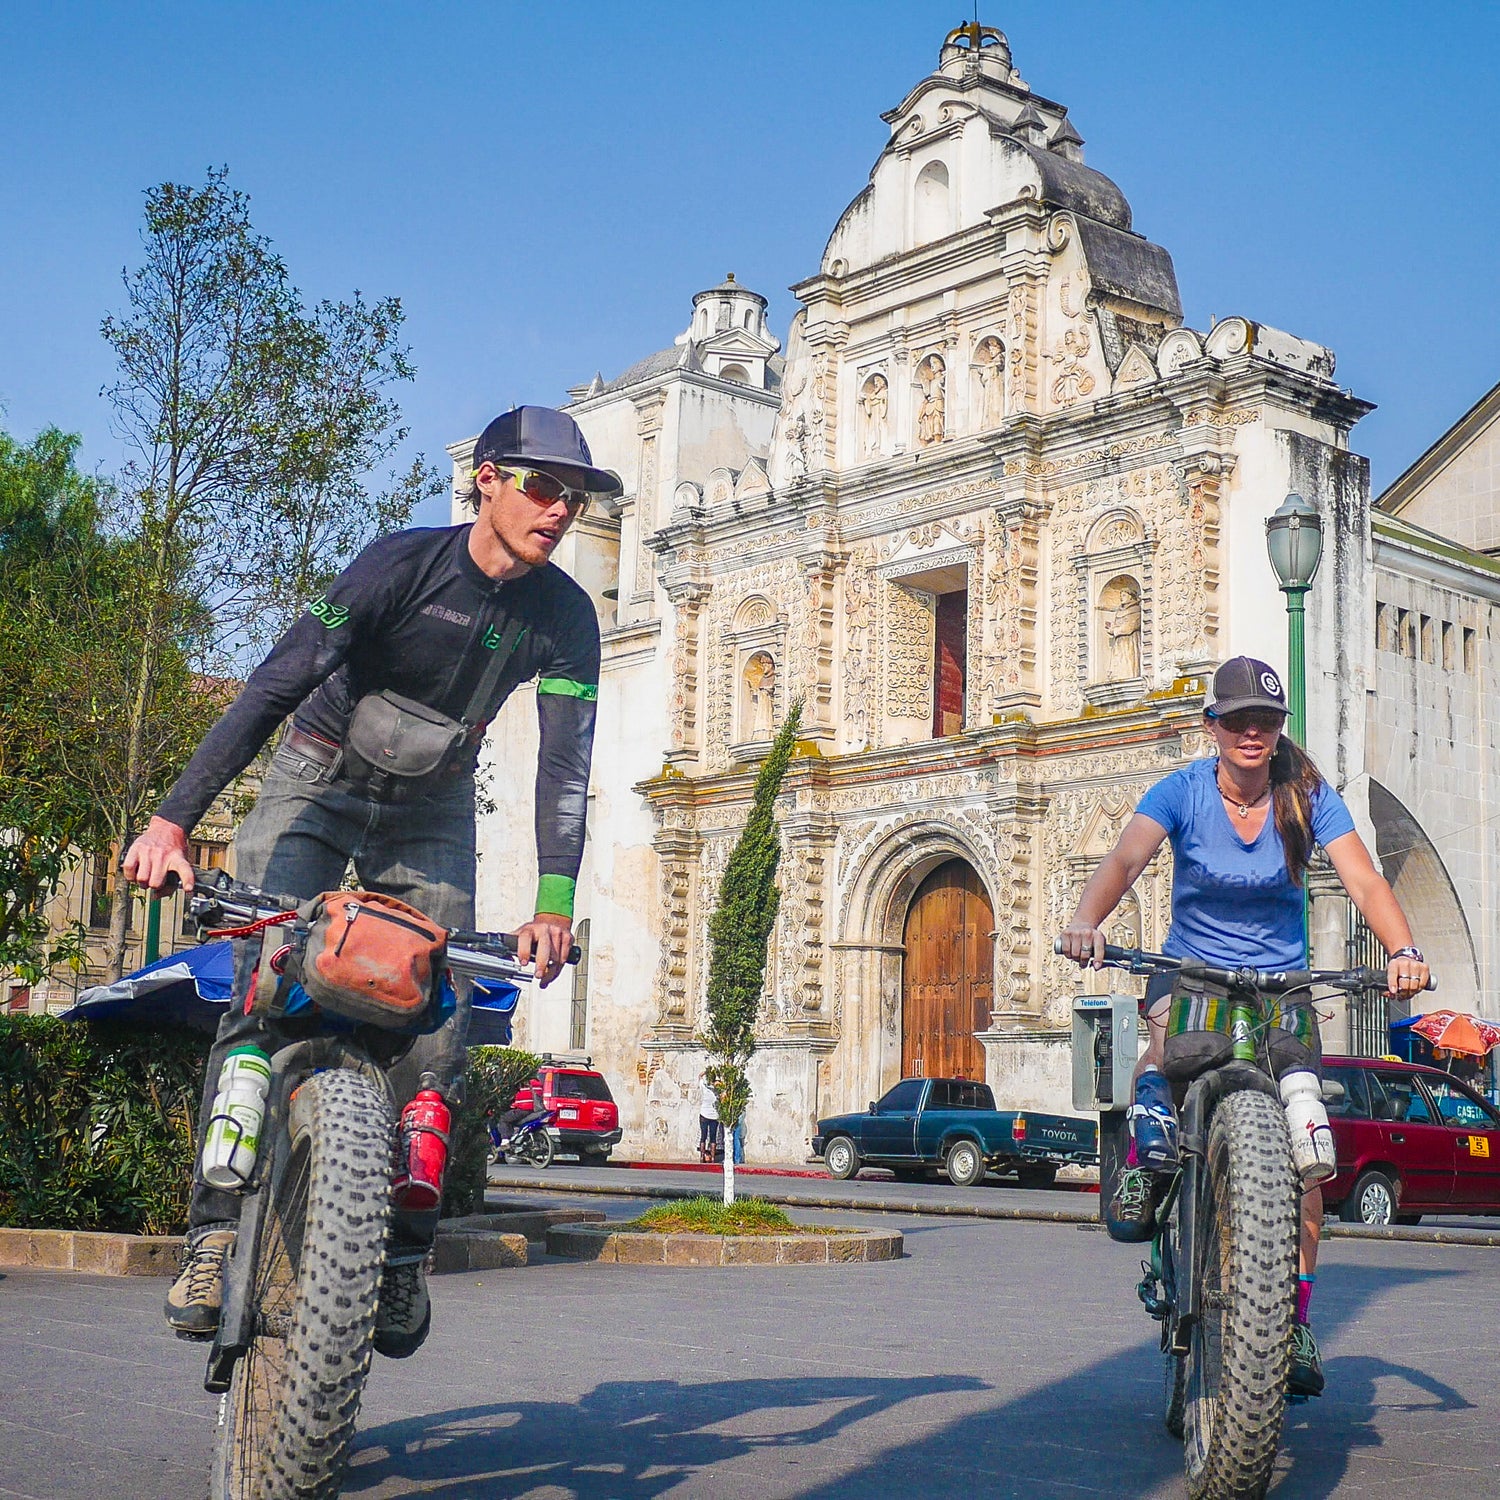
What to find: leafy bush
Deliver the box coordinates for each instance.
[442,1044,539,1217]
[0,1017,536,1231]
[0,1015,207,1235]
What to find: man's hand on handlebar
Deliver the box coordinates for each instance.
[1058,920,1109,969]
[515,913,574,989]
[121,817,196,897]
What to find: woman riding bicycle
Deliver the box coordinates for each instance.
[1060,656,1431,1398]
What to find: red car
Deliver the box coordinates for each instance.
[1321,1055,1500,1224]
[513,1061,622,1163]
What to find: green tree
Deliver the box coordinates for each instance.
[701,699,802,1204]
[0,428,114,984]
[95,167,443,977]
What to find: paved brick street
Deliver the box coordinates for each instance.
[2,1198,1495,1500]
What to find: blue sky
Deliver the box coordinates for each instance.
[3,1,1497,528]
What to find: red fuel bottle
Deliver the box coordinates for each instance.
[392,1085,451,1212]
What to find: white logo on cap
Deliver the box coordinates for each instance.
[1261,671,1281,696]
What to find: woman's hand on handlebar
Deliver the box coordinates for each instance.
[121,817,196,896]
[1386,953,1431,1000]
[515,913,574,989]
[1058,920,1109,969]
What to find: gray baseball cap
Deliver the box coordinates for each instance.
[1208,656,1289,717]
[473,406,622,496]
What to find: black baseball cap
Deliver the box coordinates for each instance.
[473,406,623,497]
[1207,656,1289,717]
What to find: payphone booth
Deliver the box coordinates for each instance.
[1072,994,1139,1217]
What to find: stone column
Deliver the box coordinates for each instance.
[664,580,711,766]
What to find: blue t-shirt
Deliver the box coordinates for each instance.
[1135,757,1356,969]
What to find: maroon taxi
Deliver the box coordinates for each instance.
[1321,1055,1500,1224]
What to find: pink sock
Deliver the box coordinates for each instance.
[1126,1138,1139,1168]
[1296,1274,1315,1325]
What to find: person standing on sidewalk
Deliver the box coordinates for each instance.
[698,1072,722,1163]
[124,406,619,1357]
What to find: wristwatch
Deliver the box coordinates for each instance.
[1390,946,1425,963]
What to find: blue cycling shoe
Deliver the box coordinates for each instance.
[1131,1069,1179,1170]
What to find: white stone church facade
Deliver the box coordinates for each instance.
[452,25,1500,1160]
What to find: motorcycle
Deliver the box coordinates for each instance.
[489,1103,558,1169]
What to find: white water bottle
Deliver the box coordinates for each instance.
[1280,1070,1337,1188]
[202,1045,272,1189]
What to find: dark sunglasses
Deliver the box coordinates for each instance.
[1207,708,1286,735]
[494,465,587,509]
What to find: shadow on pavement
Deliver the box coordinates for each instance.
[346,1372,989,1498]
[345,1258,1475,1499]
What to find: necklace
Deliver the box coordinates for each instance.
[1216,765,1270,819]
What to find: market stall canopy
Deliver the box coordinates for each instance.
[1401,1010,1500,1059]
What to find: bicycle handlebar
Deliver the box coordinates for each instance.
[1052,937,1437,996]
[186,869,581,977]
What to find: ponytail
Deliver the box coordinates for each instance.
[1271,737,1324,887]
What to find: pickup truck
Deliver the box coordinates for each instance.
[812,1076,1098,1187]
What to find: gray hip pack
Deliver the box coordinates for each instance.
[341,618,526,800]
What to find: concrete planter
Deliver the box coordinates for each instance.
[546,1224,903,1265]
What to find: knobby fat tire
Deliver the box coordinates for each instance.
[1184,1089,1298,1500]
[212,1069,394,1500]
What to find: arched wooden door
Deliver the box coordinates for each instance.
[901,859,994,1080]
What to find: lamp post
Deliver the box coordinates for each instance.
[1264,493,1324,746]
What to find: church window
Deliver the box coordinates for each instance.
[932,589,967,737]
[913,159,950,244]
[720,363,750,384]
[1442,620,1454,670]
[1464,626,1477,672]
[1420,615,1434,663]
[1375,602,1393,652]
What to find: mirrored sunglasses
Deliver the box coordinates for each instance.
[497,466,587,509]
[1208,708,1286,735]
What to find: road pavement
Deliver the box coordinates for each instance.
[2,1195,1495,1499]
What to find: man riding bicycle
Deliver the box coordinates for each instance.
[124,405,620,1357]
[1060,656,1430,1397]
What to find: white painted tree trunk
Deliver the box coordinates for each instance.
[723,1142,736,1205]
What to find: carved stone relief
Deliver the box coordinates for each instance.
[883,581,935,720]
[1097,574,1142,682]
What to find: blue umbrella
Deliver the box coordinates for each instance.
[60,941,234,1036]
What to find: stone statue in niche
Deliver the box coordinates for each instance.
[916,354,946,446]
[741,652,777,740]
[1098,575,1142,681]
[859,373,889,458]
[971,337,1005,429]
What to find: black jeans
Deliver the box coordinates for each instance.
[189,741,476,1249]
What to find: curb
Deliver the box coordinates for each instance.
[0,1227,183,1277]
[546,1224,903,1265]
[490,1177,1097,1226]
[0,1205,611,1280]
[486,1179,1500,1246]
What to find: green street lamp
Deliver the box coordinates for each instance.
[1265,493,1324,746]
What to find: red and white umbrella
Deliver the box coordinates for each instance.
[1409,1010,1500,1059]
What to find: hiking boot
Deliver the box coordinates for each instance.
[374,1261,431,1359]
[1288,1322,1325,1398]
[1106,1166,1165,1244]
[164,1229,235,1339]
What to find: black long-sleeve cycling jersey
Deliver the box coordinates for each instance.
[156,524,600,916]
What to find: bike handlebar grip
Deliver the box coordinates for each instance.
[1052,937,1064,955]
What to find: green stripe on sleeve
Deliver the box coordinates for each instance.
[534,874,576,918]
[536,677,598,700]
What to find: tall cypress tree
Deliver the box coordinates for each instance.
[701,700,802,1204]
